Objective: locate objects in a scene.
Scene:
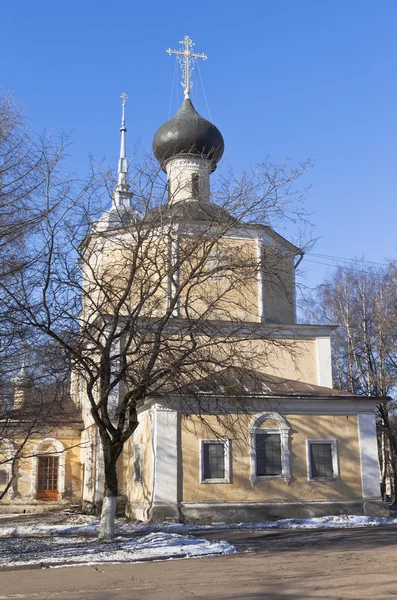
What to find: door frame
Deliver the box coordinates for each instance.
[37,454,59,501]
[30,438,66,499]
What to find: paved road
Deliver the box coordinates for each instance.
[2,525,397,599]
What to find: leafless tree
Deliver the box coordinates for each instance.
[303,264,397,500]
[2,147,311,540]
[0,92,96,496]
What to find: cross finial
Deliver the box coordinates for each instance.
[166,36,207,99]
[120,92,128,130]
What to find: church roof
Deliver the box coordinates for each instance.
[152,98,224,171]
[2,393,83,429]
[94,205,142,233]
[165,367,380,400]
[145,200,234,224]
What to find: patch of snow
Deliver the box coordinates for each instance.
[0,532,235,568]
[1,512,397,540]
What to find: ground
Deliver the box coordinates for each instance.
[2,513,397,598]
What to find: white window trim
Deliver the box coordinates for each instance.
[249,412,291,485]
[200,439,231,484]
[306,439,339,481]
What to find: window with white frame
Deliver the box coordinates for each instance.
[133,444,142,483]
[200,439,231,483]
[307,440,339,480]
[249,412,291,484]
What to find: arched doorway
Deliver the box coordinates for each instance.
[31,438,65,501]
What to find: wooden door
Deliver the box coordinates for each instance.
[37,455,59,501]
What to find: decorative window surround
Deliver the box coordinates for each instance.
[249,412,291,485]
[200,439,231,484]
[306,439,339,481]
[30,438,66,499]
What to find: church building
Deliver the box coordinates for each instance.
[0,37,387,521]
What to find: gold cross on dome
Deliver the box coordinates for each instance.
[166,36,207,99]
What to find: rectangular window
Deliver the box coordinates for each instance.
[192,173,199,198]
[255,433,282,476]
[133,444,142,483]
[201,440,230,483]
[0,470,8,487]
[307,440,338,480]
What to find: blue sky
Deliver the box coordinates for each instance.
[1,0,396,289]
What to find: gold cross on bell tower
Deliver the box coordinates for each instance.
[166,36,207,99]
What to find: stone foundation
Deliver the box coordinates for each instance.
[178,500,389,523]
[126,498,389,524]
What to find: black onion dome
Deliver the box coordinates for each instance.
[152,98,224,171]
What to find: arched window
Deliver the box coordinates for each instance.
[249,412,291,484]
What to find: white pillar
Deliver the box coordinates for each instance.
[256,237,264,321]
[151,405,179,520]
[316,336,333,388]
[94,436,104,503]
[358,412,382,500]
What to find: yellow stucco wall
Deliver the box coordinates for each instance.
[181,413,362,502]
[83,233,296,325]
[200,337,318,385]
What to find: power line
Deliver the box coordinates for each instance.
[305,253,389,268]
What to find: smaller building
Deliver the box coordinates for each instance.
[124,367,387,523]
[0,368,83,512]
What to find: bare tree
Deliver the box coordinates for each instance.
[0,92,97,494]
[2,148,311,540]
[303,264,397,500]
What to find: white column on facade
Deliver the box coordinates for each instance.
[152,405,179,518]
[108,337,121,417]
[94,436,104,503]
[166,235,180,317]
[256,237,264,321]
[316,336,333,388]
[358,412,382,500]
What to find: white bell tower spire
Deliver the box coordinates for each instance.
[112,92,132,209]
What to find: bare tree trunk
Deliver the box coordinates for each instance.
[98,440,121,542]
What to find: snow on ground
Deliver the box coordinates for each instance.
[0,511,397,568]
[1,512,397,539]
[0,532,234,568]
